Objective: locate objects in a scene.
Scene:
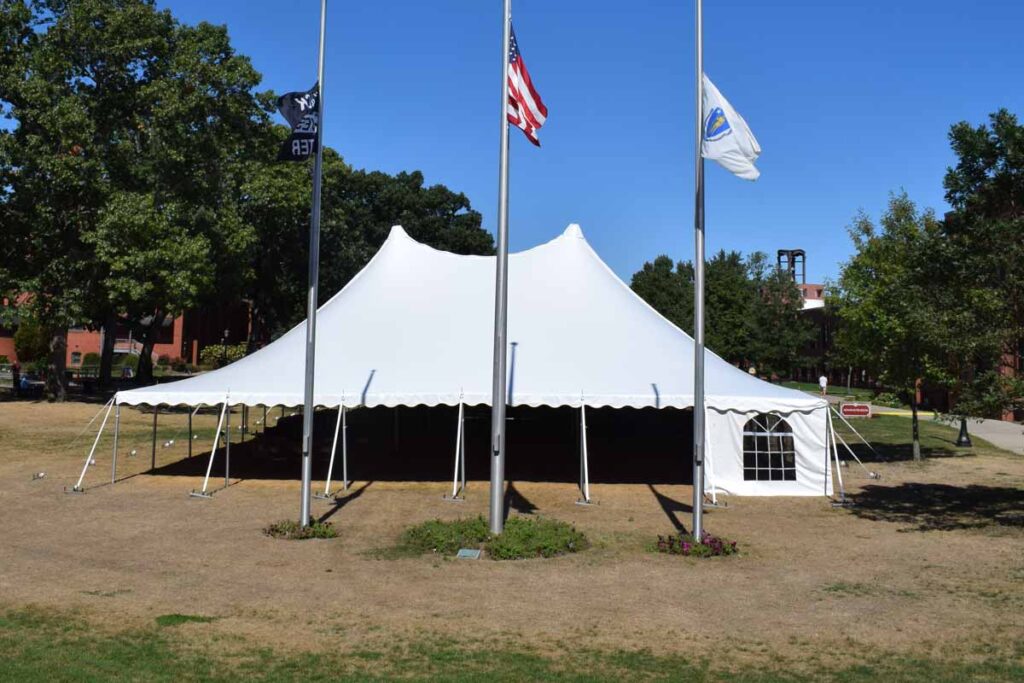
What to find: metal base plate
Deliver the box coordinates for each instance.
[64,486,84,494]
[575,498,596,506]
[831,498,855,508]
[442,494,466,503]
[189,490,214,499]
[313,492,335,501]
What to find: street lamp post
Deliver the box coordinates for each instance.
[956,417,973,448]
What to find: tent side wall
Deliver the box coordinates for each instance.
[706,406,832,496]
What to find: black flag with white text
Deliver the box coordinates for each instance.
[276,83,319,161]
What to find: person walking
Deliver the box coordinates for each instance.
[818,373,828,397]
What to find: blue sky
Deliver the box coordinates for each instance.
[158,0,1023,284]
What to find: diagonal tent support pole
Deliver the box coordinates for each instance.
[827,409,850,507]
[190,401,228,498]
[316,405,345,500]
[188,409,193,458]
[576,400,592,505]
[70,398,115,492]
[342,404,349,491]
[833,427,880,479]
[830,406,883,461]
[446,400,467,501]
[110,405,120,484]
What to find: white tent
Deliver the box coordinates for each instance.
[107,224,833,497]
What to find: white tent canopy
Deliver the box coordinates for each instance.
[114,224,833,496]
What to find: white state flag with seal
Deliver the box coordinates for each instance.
[701,74,761,181]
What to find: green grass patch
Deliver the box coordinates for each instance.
[387,515,588,560]
[781,380,875,402]
[834,414,1012,461]
[821,581,876,597]
[263,518,338,540]
[155,613,217,627]
[486,516,590,559]
[1,607,1023,681]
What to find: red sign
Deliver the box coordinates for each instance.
[840,402,872,418]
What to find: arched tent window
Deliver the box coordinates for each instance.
[742,413,796,481]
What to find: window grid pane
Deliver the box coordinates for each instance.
[742,413,796,483]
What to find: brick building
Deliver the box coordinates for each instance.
[0,304,251,369]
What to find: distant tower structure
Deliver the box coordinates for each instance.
[777,249,806,285]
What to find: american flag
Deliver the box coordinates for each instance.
[507,26,547,146]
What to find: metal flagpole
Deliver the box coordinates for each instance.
[300,0,328,527]
[692,0,706,540]
[488,0,513,535]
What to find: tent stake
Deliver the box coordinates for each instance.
[70,398,114,492]
[191,400,228,498]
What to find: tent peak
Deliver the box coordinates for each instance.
[563,223,584,239]
[387,224,409,240]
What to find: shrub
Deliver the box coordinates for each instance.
[395,516,588,560]
[115,354,140,371]
[400,516,490,556]
[0,355,8,365]
[82,352,100,367]
[485,516,589,560]
[263,518,338,540]
[873,391,904,408]
[13,318,49,362]
[655,532,738,558]
[199,343,247,368]
[169,357,188,372]
[157,354,171,366]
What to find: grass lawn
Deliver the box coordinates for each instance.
[780,380,875,402]
[833,413,1007,461]
[2,401,1022,682]
[2,608,1021,682]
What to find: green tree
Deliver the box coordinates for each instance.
[747,253,815,378]
[241,147,494,339]
[629,255,694,333]
[939,109,1024,418]
[1,0,271,391]
[833,193,944,459]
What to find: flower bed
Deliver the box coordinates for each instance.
[655,532,738,558]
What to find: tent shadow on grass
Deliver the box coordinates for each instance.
[148,405,695,486]
[850,483,1024,532]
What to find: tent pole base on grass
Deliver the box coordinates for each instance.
[70,397,115,492]
[315,404,347,500]
[191,400,228,499]
[445,399,468,502]
[826,409,851,507]
[576,400,592,505]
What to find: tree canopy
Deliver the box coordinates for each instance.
[630,249,813,378]
[0,0,493,396]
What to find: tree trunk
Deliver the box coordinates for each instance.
[135,312,166,386]
[46,328,68,402]
[98,313,117,390]
[910,390,922,462]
